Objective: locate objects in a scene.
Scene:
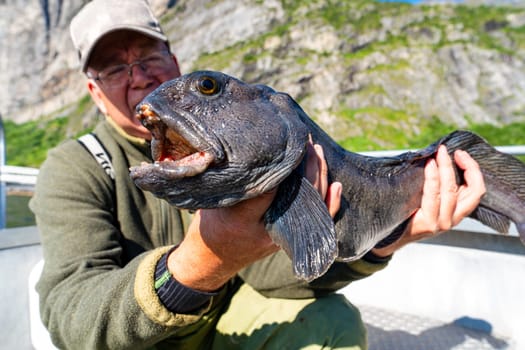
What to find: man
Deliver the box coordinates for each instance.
[30,1,486,349]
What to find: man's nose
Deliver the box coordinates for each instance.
[128,62,152,87]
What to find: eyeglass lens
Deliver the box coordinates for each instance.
[97,51,171,88]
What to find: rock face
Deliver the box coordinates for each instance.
[0,0,86,122]
[1,0,525,138]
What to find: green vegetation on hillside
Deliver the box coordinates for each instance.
[4,94,96,167]
[4,118,70,167]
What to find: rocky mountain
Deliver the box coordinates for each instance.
[1,0,525,147]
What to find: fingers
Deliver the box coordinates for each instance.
[411,145,485,238]
[305,138,328,199]
[452,150,486,223]
[325,182,342,218]
[417,157,440,233]
[436,145,459,230]
[314,144,329,200]
[305,137,342,218]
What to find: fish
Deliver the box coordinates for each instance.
[130,70,525,282]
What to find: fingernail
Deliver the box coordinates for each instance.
[454,150,468,158]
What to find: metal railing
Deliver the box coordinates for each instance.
[358,145,525,157]
[0,165,39,186]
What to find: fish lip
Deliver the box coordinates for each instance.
[134,103,217,177]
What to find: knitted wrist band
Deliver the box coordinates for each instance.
[154,247,218,314]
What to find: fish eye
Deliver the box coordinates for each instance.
[197,77,219,95]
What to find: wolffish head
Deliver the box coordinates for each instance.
[129,70,310,209]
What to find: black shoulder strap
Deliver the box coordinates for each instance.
[78,133,116,180]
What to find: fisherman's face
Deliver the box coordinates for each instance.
[86,31,181,140]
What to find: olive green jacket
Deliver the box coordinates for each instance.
[30,120,390,350]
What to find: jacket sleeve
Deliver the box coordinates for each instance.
[29,141,227,350]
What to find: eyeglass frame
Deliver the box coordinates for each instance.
[86,49,174,89]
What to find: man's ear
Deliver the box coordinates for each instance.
[87,79,108,115]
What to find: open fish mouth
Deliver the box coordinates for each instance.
[130,104,215,180]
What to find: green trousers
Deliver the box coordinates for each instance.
[211,283,367,349]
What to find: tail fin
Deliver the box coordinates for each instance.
[442,131,525,243]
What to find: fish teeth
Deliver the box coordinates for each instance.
[137,105,160,125]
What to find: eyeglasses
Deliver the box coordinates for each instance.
[87,50,173,89]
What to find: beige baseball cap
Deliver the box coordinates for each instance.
[70,0,169,72]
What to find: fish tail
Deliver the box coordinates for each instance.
[442,131,525,237]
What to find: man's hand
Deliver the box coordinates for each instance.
[372,145,486,257]
[167,190,278,292]
[167,140,338,292]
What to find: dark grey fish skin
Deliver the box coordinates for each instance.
[130,71,525,282]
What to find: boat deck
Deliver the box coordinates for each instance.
[360,305,511,350]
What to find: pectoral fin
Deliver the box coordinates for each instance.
[264,171,338,281]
